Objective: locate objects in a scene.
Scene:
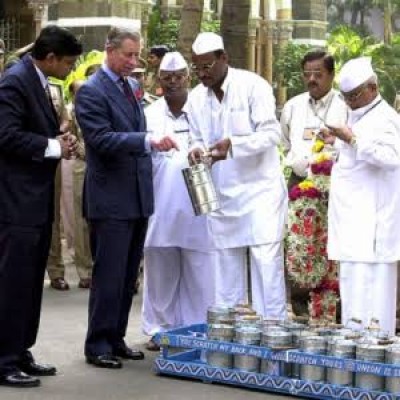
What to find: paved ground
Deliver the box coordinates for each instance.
[0,259,293,400]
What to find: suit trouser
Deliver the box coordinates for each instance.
[0,222,52,374]
[73,162,92,280]
[340,261,397,336]
[47,165,64,279]
[142,247,217,336]
[85,218,147,357]
[215,242,286,320]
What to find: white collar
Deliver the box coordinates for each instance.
[309,89,334,107]
[349,94,382,119]
[33,62,48,89]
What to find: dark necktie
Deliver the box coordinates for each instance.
[120,78,136,105]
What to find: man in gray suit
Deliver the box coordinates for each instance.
[75,26,177,370]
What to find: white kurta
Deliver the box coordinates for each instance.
[185,68,287,318]
[328,96,400,262]
[142,98,216,335]
[144,98,213,251]
[340,261,397,336]
[280,90,348,177]
[328,96,400,335]
[186,67,288,249]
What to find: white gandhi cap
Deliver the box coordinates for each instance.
[192,32,224,55]
[339,57,375,93]
[159,51,188,72]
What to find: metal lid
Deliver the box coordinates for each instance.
[263,329,292,337]
[208,305,236,314]
[235,326,262,334]
[386,344,400,354]
[280,321,306,331]
[299,335,327,350]
[234,326,262,342]
[356,343,386,360]
[329,339,356,353]
[208,323,235,336]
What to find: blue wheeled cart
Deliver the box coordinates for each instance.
[153,324,400,400]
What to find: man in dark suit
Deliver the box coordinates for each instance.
[75,27,178,370]
[0,26,82,388]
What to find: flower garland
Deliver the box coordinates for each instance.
[287,180,327,288]
[287,137,339,324]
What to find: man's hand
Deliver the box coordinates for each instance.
[57,132,77,159]
[150,135,179,152]
[67,134,78,157]
[208,138,231,163]
[320,126,353,144]
[319,127,337,145]
[188,147,206,165]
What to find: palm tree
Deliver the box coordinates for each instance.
[220,0,250,69]
[176,0,204,63]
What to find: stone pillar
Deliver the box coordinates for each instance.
[262,20,274,84]
[275,0,292,107]
[216,0,223,18]
[256,22,262,75]
[48,0,142,51]
[250,0,260,18]
[203,0,212,20]
[292,0,327,45]
[28,2,51,38]
[248,20,257,72]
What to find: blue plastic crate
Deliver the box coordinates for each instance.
[153,324,400,400]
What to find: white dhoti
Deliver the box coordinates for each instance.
[142,247,216,336]
[340,261,397,336]
[215,242,286,319]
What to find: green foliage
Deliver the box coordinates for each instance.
[201,19,220,34]
[328,25,400,104]
[51,50,104,102]
[147,7,180,49]
[273,42,312,99]
[275,25,400,104]
[327,25,378,70]
[147,4,220,50]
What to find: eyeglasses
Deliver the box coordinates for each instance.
[341,84,368,102]
[159,72,188,83]
[190,60,217,74]
[302,70,324,79]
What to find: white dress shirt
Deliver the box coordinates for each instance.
[280,89,347,176]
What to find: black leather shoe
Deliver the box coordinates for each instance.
[113,347,145,360]
[0,371,41,388]
[18,360,57,376]
[86,354,122,369]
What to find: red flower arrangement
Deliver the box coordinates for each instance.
[310,159,334,176]
[286,142,339,324]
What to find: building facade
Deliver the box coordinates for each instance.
[0,0,152,52]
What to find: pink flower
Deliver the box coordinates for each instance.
[304,187,321,199]
[289,185,321,201]
[311,160,334,176]
[289,186,302,201]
